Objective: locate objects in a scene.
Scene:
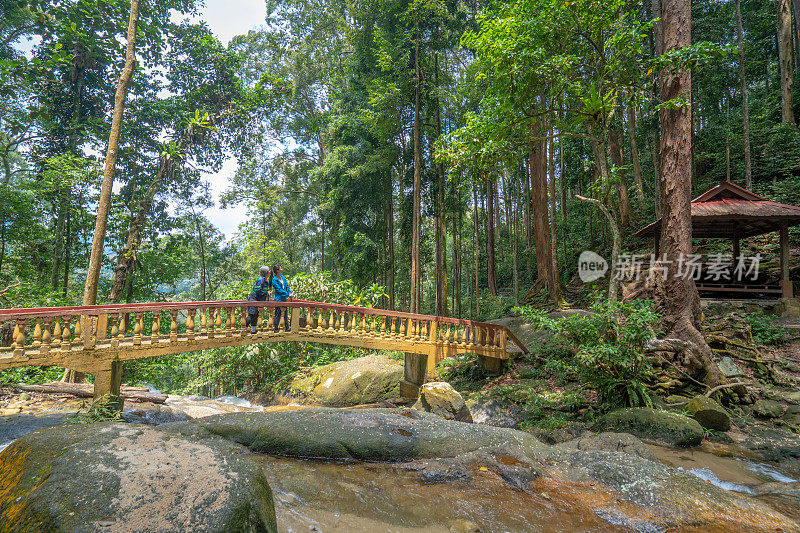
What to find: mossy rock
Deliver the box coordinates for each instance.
[591,408,705,447]
[288,355,402,406]
[686,395,731,431]
[181,407,546,461]
[0,422,276,532]
[753,399,785,419]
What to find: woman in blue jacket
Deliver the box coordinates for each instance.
[269,264,292,332]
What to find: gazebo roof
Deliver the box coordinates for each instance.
[635,181,800,239]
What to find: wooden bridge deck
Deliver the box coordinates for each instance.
[0,299,527,402]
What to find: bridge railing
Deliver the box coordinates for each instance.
[0,300,527,366]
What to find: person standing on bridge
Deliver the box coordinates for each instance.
[269,264,292,332]
[246,266,271,334]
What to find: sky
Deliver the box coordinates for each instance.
[197,0,267,241]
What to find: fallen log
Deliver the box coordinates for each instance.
[14,382,167,404]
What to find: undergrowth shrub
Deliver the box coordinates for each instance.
[745,312,785,345]
[513,296,659,410]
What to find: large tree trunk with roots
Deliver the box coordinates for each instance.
[659,0,722,387]
[528,135,557,302]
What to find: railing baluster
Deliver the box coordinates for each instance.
[41,319,52,354]
[152,311,161,344]
[110,315,119,348]
[61,315,72,347]
[32,318,42,349]
[187,310,196,341]
[216,307,223,332]
[133,313,143,345]
[52,317,62,349]
[240,306,247,334]
[72,316,82,348]
[170,311,178,342]
[13,320,26,356]
[201,309,208,336]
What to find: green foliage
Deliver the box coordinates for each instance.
[745,312,785,346]
[0,366,63,385]
[68,395,123,425]
[289,271,387,307]
[514,296,659,410]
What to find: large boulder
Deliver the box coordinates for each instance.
[185,407,544,462]
[466,397,523,429]
[686,395,732,431]
[753,399,785,419]
[0,422,277,532]
[288,355,403,406]
[412,382,473,422]
[591,408,705,446]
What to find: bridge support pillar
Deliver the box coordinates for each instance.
[93,360,123,410]
[401,352,431,400]
[478,354,506,375]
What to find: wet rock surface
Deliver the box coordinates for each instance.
[0,422,277,532]
[465,397,523,429]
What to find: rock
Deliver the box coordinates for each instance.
[162,409,800,530]
[557,431,656,460]
[751,482,800,521]
[718,357,744,379]
[288,355,403,406]
[686,395,731,431]
[591,408,705,447]
[665,394,689,405]
[466,398,523,429]
[528,422,588,444]
[739,426,800,462]
[753,399,785,419]
[412,382,473,423]
[121,403,192,426]
[18,393,31,401]
[784,405,800,425]
[786,391,800,405]
[0,422,277,532]
[184,407,546,462]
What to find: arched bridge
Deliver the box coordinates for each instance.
[0,300,528,404]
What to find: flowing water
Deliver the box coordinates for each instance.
[251,454,645,532]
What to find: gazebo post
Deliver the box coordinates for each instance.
[780,219,793,298]
[733,228,740,260]
[654,234,660,257]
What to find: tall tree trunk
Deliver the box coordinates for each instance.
[736,0,753,188]
[648,134,662,216]
[609,126,632,226]
[473,181,480,318]
[486,177,498,296]
[547,131,561,302]
[627,105,646,204]
[794,0,800,61]
[410,41,422,314]
[660,0,722,386]
[50,190,67,291]
[778,0,795,124]
[523,163,533,282]
[386,182,395,310]
[83,0,140,306]
[62,204,71,297]
[434,62,448,317]
[530,136,554,300]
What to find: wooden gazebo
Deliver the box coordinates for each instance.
[635,181,800,298]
